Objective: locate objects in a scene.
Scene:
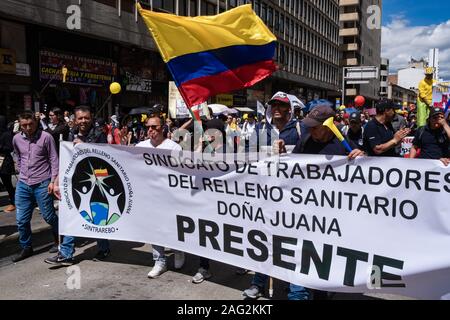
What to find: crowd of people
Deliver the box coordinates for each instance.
[3,77,450,300]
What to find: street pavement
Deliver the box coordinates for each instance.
[0,192,414,300]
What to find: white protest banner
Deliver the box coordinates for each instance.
[59,142,450,299]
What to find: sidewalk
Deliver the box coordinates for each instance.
[0,190,53,258]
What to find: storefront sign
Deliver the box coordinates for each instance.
[39,49,117,86]
[16,63,30,77]
[125,72,152,93]
[0,48,16,74]
[216,94,233,106]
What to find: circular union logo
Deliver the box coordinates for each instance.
[72,157,126,226]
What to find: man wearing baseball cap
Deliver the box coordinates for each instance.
[253,91,305,154]
[410,107,450,165]
[417,67,435,127]
[363,99,410,157]
[292,104,364,158]
[341,112,365,151]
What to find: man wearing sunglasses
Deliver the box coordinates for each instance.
[136,116,185,278]
[410,107,450,166]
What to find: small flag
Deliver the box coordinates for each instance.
[137,4,277,108]
[257,100,266,116]
[94,168,108,178]
[287,95,305,110]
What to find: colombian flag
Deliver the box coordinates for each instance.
[137,4,277,108]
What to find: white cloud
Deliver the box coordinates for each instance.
[382,17,450,80]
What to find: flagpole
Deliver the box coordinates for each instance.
[186,107,213,153]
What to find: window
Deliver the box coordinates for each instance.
[207,2,215,15]
[280,14,284,34]
[254,0,260,15]
[189,0,197,16]
[201,0,207,15]
[290,20,294,41]
[261,3,267,22]
[286,18,290,38]
[268,7,273,28]
[275,11,279,31]
[153,0,163,8]
[179,0,188,16]
[162,0,175,12]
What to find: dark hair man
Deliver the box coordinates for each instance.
[12,112,73,263]
[45,106,110,266]
[363,99,410,157]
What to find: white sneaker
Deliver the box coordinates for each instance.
[174,251,185,269]
[243,285,263,299]
[147,263,167,278]
[192,267,211,284]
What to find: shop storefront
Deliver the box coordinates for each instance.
[117,46,169,115]
[38,48,117,117]
[0,20,32,120]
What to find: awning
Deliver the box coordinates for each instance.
[234,107,255,112]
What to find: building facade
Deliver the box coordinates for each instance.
[397,67,425,92]
[339,0,382,106]
[0,0,341,119]
[387,83,417,107]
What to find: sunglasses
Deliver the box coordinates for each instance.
[146,125,161,130]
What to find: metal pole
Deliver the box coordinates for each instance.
[135,0,138,22]
[342,67,345,106]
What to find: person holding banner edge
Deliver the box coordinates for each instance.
[243,92,310,300]
[136,115,186,278]
[363,99,411,157]
[45,106,111,266]
[263,102,364,300]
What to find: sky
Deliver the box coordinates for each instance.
[381,0,450,79]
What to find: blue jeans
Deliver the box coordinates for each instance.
[15,179,73,256]
[152,245,184,266]
[252,272,310,300]
[152,245,166,265]
[60,237,109,259]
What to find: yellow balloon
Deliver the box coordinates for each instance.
[110,82,121,95]
[339,105,346,111]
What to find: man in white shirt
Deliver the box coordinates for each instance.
[136,116,184,278]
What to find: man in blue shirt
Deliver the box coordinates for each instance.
[363,99,410,157]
